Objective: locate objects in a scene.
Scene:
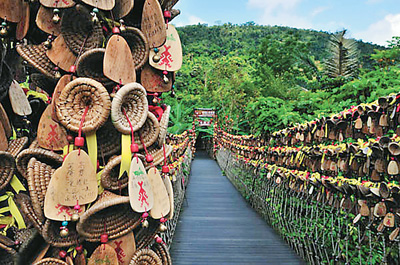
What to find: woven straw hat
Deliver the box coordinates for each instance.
[16,43,59,80]
[30,73,57,94]
[56,78,111,134]
[27,157,55,223]
[0,241,17,265]
[76,191,141,242]
[157,105,171,146]
[142,144,173,168]
[97,120,121,159]
[111,83,148,134]
[76,48,113,86]
[135,219,159,250]
[14,193,44,232]
[121,27,149,70]
[135,112,160,150]
[152,243,172,265]
[0,63,12,102]
[16,148,63,179]
[0,151,15,190]
[42,219,81,247]
[6,137,29,157]
[61,7,104,55]
[129,249,162,265]
[33,258,69,265]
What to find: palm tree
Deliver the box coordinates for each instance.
[323,30,360,78]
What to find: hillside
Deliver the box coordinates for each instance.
[176,23,384,69]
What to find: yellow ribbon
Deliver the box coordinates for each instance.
[86,132,98,170]
[26,90,49,102]
[0,192,26,229]
[10,175,26,194]
[119,134,132,179]
[97,169,104,195]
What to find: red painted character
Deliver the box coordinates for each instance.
[114,241,126,263]
[138,181,149,207]
[159,45,173,69]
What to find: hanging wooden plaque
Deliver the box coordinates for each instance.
[44,168,86,221]
[141,0,166,48]
[36,5,62,36]
[56,150,98,206]
[51,75,75,121]
[88,244,118,265]
[104,35,136,85]
[149,25,182,72]
[107,232,136,265]
[140,63,173,93]
[0,103,12,138]
[113,0,134,19]
[0,0,23,23]
[9,81,32,116]
[40,0,75,8]
[81,0,115,10]
[66,256,74,265]
[128,157,154,212]
[148,167,170,219]
[163,175,174,219]
[37,104,69,151]
[16,1,30,41]
[383,212,395,228]
[46,35,77,72]
[0,122,8,152]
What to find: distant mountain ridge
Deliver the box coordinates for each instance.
[176,23,384,69]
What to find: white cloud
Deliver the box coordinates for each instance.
[355,14,400,45]
[175,15,207,27]
[311,6,330,17]
[247,0,312,29]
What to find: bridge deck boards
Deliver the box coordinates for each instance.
[170,151,304,265]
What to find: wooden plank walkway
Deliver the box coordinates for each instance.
[170,151,304,265]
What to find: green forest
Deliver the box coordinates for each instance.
[165,23,400,137]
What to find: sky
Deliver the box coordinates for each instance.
[172,0,400,46]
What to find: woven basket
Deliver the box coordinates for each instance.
[129,249,162,265]
[27,157,55,223]
[6,137,29,157]
[30,73,57,94]
[33,258,69,265]
[157,106,170,146]
[56,78,111,134]
[16,43,59,80]
[121,27,149,70]
[111,83,148,134]
[61,7,103,55]
[16,148,63,179]
[152,243,172,265]
[0,63,12,102]
[101,154,146,191]
[76,48,112,85]
[135,220,159,250]
[135,112,160,150]
[14,193,44,232]
[142,144,173,168]
[76,191,141,242]
[97,120,121,158]
[0,152,15,190]
[42,219,81,248]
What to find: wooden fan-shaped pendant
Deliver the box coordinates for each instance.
[36,5,61,36]
[355,118,363,130]
[104,35,136,85]
[360,202,370,217]
[383,212,395,228]
[375,158,386,173]
[389,227,400,241]
[148,167,170,219]
[128,157,154,212]
[51,75,75,121]
[0,0,23,23]
[163,175,174,219]
[16,1,29,41]
[142,0,166,48]
[56,150,98,206]
[0,122,8,152]
[44,168,86,221]
[374,202,387,218]
[9,81,32,116]
[0,103,12,138]
[46,35,77,72]
[81,0,115,10]
[140,63,173,93]
[388,160,399,176]
[113,0,134,19]
[149,25,182,72]
[107,231,136,265]
[338,132,344,142]
[37,104,69,151]
[88,244,118,265]
[40,0,75,8]
[379,113,388,126]
[353,213,362,224]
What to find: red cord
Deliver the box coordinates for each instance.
[78,106,90,155]
[122,108,136,145]
[163,144,167,166]
[140,134,154,169]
